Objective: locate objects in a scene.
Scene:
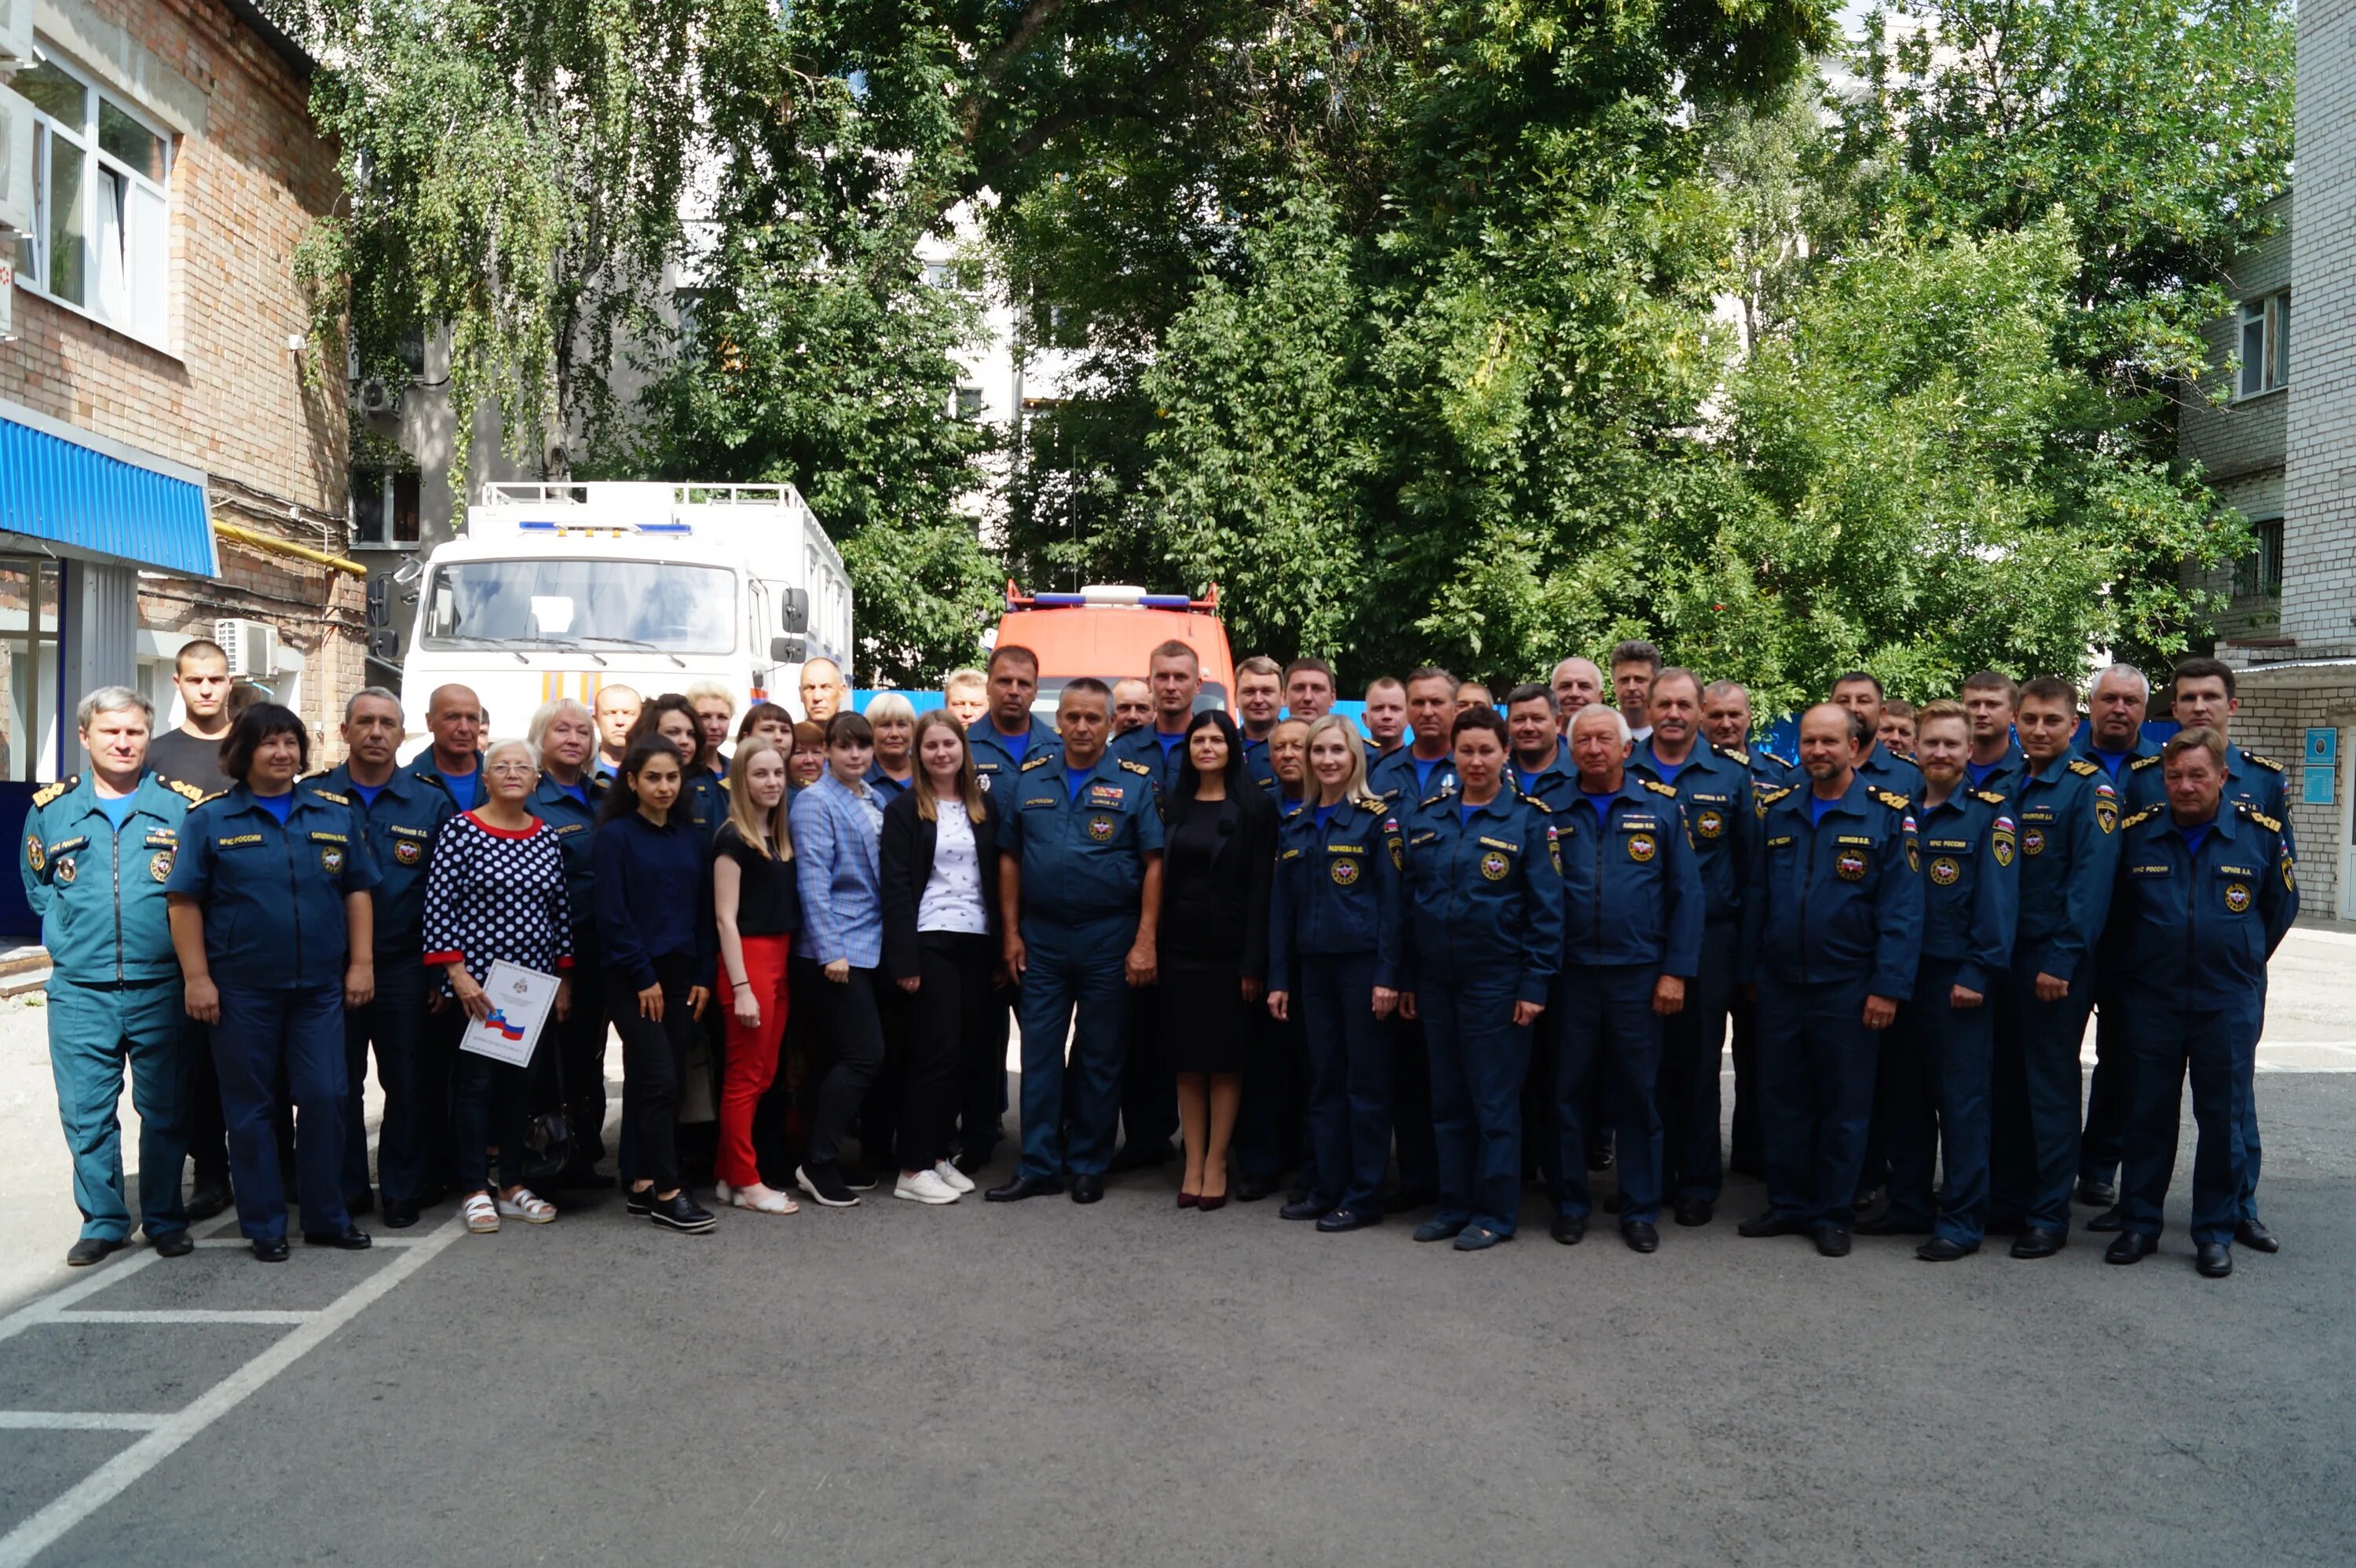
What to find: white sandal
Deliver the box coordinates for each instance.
[496,1188,557,1224]
[728,1183,799,1215]
[462,1193,499,1234]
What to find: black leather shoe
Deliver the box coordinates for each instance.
[1108,1142,1172,1173]
[1388,1184,1438,1212]
[185,1183,232,1222]
[647,1191,717,1234]
[1915,1237,1974,1262]
[1673,1198,1714,1228]
[1738,1212,1805,1238]
[1279,1197,1328,1221]
[2234,1219,2279,1253]
[1316,1208,1379,1233]
[1069,1175,1105,1204]
[625,1186,656,1215]
[65,1237,123,1267]
[150,1230,195,1259]
[1234,1174,1277,1203]
[251,1237,291,1263]
[2010,1227,2065,1259]
[2076,1176,2118,1208]
[1813,1226,1852,1258]
[1622,1221,1660,1254]
[1855,1212,1931,1237]
[1412,1218,1467,1244]
[953,1150,994,1179]
[2086,1204,2127,1233]
[2195,1242,2233,1278]
[303,1226,373,1251]
[984,1175,1064,1202]
[382,1202,420,1230]
[1550,1213,1587,1246]
[2104,1230,2158,1265]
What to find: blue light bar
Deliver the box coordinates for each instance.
[1030,593,1086,606]
[1138,594,1192,608]
[638,522,693,534]
[518,520,558,531]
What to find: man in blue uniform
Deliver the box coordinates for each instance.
[2075,663,2160,1210]
[1395,707,1564,1250]
[965,644,1060,1171]
[1234,658,1286,795]
[2105,728,2296,1278]
[1960,671,2028,795]
[1107,639,1200,1177]
[1831,671,1923,797]
[1369,667,1460,807]
[985,679,1165,1205]
[1548,704,1703,1252]
[22,689,207,1265]
[1703,678,1785,1178]
[1738,704,1922,1257]
[1503,683,1575,1196]
[1706,680,1795,790]
[320,688,459,1227]
[423,685,488,810]
[1858,700,2017,1259]
[1629,668,1749,1227]
[1368,667,1460,1212]
[1988,677,2121,1259]
[1362,676,1409,760]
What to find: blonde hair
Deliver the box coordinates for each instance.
[1303,713,1374,806]
[943,668,986,696]
[866,692,916,726]
[723,739,795,861]
[910,710,988,825]
[525,697,591,750]
[683,679,737,715]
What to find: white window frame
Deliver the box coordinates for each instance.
[348,469,423,551]
[2236,290,2288,400]
[9,42,174,352]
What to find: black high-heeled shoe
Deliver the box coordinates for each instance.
[1198,1188,1229,1212]
[1176,1192,1199,1209]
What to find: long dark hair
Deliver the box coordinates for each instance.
[627,693,704,772]
[219,702,309,781]
[1174,709,1246,806]
[600,738,686,822]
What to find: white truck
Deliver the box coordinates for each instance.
[394,481,853,743]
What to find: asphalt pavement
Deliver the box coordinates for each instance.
[1,934,2352,1566]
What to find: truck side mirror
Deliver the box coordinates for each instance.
[770,635,807,663]
[364,576,391,628]
[781,587,809,634]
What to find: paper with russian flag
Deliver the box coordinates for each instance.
[458,960,562,1069]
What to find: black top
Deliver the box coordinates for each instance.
[713,821,803,938]
[145,727,234,797]
[879,787,1001,982]
[1158,788,1276,977]
[591,809,715,989]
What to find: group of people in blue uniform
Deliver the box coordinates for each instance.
[24,633,2299,1282]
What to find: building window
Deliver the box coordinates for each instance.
[9,46,172,347]
[954,385,984,419]
[2233,516,2283,597]
[350,470,421,549]
[2237,290,2289,399]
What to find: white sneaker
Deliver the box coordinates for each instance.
[934,1160,976,1195]
[893,1168,960,1205]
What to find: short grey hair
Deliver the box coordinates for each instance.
[865,692,916,725]
[78,686,152,729]
[1571,704,1633,747]
[482,736,541,773]
[2090,663,2149,702]
[345,685,403,723]
[527,697,593,749]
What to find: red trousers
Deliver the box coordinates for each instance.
[717,934,792,1188]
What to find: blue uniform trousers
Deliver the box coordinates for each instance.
[48,978,192,1242]
[1119,985,1179,1158]
[1548,963,1666,1223]
[214,984,350,1241]
[1661,923,1736,1203]
[1991,956,2093,1234]
[2077,976,2132,1190]
[2235,1063,2264,1223]
[1300,952,1391,1215]
[1236,1014,1304,1182]
[1881,959,1994,1245]
[1755,974,1878,1229]
[339,959,445,1209]
[1015,915,1135,1181]
[2120,999,2257,1246]
[1421,968,1532,1235]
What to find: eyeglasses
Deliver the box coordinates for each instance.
[486,761,537,776]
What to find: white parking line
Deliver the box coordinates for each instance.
[0,1255,163,1347]
[0,1214,465,1568]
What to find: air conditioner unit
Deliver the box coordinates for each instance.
[215,619,280,680]
[0,86,31,236]
[354,378,401,416]
[0,0,32,76]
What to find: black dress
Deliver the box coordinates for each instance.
[1158,791,1277,1075]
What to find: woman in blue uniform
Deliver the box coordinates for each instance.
[526,697,608,1184]
[1267,715,1400,1233]
[166,704,380,1262]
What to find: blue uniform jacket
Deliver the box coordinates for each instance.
[1857,740,1922,799]
[1394,785,1564,1005]
[1913,785,2019,995]
[20,772,203,983]
[1550,776,1705,975]
[313,763,458,955]
[166,782,382,990]
[1735,745,1795,791]
[1509,749,1576,812]
[998,751,1165,925]
[1965,740,2027,798]
[968,715,1062,798]
[2076,732,2159,790]
[1237,734,1283,800]
[529,772,604,944]
[862,763,915,806]
[2124,744,2292,851]
[1740,775,1923,999]
[2011,757,2121,981]
[1367,746,1458,810]
[1630,740,1751,926]
[2113,800,2297,1011]
[1109,723,1192,813]
[1268,795,1401,992]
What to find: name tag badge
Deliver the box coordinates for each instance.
[218,834,263,849]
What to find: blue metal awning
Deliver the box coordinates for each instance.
[0,412,218,576]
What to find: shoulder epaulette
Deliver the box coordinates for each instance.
[306,785,351,806]
[1720,745,1750,765]
[1971,789,2007,806]
[301,766,335,781]
[1350,791,1387,815]
[1757,785,1795,807]
[2130,753,2163,771]
[2238,802,2283,832]
[2067,758,2101,777]
[2121,803,2162,830]
[1523,794,1552,813]
[415,769,450,792]
[1641,778,1678,798]
[30,777,76,808]
[189,789,230,810]
[1281,800,1307,821]
[2241,751,2285,773]
[1019,754,1053,772]
[1418,785,1457,809]
[1871,788,1910,811]
[1118,758,1152,777]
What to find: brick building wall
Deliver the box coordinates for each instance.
[1,0,359,748]
[2281,0,2356,656]
[2178,204,2290,643]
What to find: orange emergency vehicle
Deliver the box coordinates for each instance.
[991,583,1236,717]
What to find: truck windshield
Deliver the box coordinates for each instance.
[419,559,736,655]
